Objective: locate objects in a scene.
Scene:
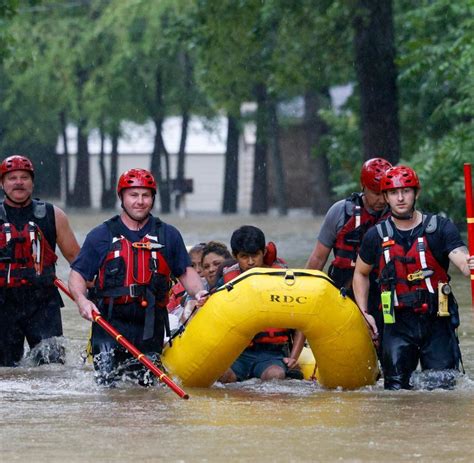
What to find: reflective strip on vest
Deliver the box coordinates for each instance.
[417,237,435,294]
[354,205,361,229]
[381,236,398,306]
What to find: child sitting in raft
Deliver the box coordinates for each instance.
[201,241,233,292]
[218,225,305,383]
[168,241,232,335]
[189,242,206,277]
[166,242,207,340]
[178,241,233,324]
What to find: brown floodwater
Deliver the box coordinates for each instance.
[1,211,473,462]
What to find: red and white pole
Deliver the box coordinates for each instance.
[463,163,474,307]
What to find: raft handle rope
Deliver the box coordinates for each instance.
[219,269,339,293]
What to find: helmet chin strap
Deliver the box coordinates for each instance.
[391,210,413,220]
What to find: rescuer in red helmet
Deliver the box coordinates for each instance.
[305,157,392,293]
[0,155,80,366]
[68,168,208,386]
[354,165,474,390]
[303,158,392,362]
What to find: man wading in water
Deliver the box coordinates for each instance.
[0,155,80,366]
[353,165,474,390]
[69,168,208,386]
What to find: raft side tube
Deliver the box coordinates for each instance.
[162,268,379,389]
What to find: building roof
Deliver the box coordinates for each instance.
[56,116,227,155]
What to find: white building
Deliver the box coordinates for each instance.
[56,116,255,212]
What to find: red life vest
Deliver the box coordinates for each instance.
[223,244,290,345]
[332,193,387,270]
[0,219,57,288]
[263,241,287,267]
[167,281,186,312]
[94,217,171,308]
[376,215,448,310]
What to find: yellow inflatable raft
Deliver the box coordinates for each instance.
[162,268,379,389]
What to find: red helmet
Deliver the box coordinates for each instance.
[117,168,157,195]
[0,155,35,179]
[360,157,392,193]
[380,165,420,191]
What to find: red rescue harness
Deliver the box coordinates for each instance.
[95,221,171,307]
[376,215,448,311]
[0,220,57,287]
[332,193,386,269]
[92,217,172,341]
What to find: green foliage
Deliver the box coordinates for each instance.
[407,124,473,225]
[0,0,472,217]
[396,0,474,223]
[0,0,19,62]
[318,101,362,196]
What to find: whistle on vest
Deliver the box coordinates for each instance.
[437,282,451,317]
[381,290,395,324]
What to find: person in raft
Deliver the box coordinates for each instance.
[353,165,474,390]
[169,241,232,328]
[201,241,233,292]
[218,225,306,383]
[167,242,207,319]
[68,168,208,387]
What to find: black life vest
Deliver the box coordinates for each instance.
[0,200,57,288]
[376,214,449,311]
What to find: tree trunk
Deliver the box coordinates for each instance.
[268,98,287,216]
[222,114,240,214]
[251,83,269,214]
[150,69,170,213]
[99,128,119,210]
[71,118,91,207]
[175,52,193,212]
[108,129,119,206]
[174,112,189,211]
[305,89,333,215]
[353,0,400,164]
[59,111,71,206]
[98,125,107,204]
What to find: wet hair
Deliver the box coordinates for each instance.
[201,241,232,262]
[188,242,206,257]
[230,225,265,255]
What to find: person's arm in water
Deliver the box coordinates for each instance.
[68,269,99,321]
[54,206,80,263]
[353,256,378,343]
